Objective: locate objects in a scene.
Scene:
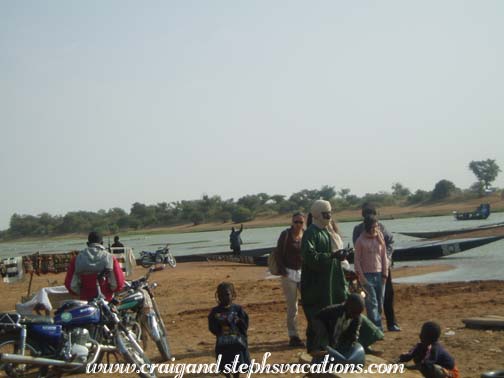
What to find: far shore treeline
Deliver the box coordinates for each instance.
[1,157,502,241]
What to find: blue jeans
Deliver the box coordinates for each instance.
[363,272,384,330]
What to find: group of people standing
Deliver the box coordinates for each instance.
[270,200,458,378]
[275,200,400,355]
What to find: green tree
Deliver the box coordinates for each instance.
[407,189,431,204]
[231,207,254,223]
[391,183,411,198]
[469,159,501,190]
[431,180,458,201]
[338,188,351,199]
[189,211,204,226]
[469,181,485,197]
[317,185,336,201]
[236,194,269,214]
[289,189,319,211]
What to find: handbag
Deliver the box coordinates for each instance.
[268,229,289,275]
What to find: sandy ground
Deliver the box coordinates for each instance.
[1,261,503,378]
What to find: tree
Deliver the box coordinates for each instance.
[469,159,501,190]
[289,189,319,212]
[338,188,351,199]
[469,181,485,197]
[231,207,253,223]
[236,193,270,215]
[391,183,411,198]
[431,180,458,201]
[407,190,431,204]
[317,185,336,201]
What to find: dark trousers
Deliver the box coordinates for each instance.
[384,268,398,328]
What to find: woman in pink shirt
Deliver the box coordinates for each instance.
[354,215,388,330]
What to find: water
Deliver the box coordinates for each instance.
[1,213,504,283]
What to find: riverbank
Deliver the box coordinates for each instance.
[3,193,504,243]
[0,262,502,378]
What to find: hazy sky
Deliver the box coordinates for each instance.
[1,1,503,229]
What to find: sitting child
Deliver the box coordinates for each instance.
[208,282,250,378]
[398,321,459,378]
[311,293,366,365]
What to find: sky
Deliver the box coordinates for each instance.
[1,1,503,229]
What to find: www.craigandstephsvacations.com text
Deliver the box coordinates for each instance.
[86,352,405,377]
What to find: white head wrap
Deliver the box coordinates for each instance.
[311,200,332,229]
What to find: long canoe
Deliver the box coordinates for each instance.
[396,221,504,239]
[251,235,504,266]
[136,246,272,266]
[387,235,504,261]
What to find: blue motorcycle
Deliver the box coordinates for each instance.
[0,270,156,378]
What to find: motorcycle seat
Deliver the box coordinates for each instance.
[59,300,88,308]
[22,315,54,324]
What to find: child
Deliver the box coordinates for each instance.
[312,293,366,365]
[354,214,388,330]
[208,282,250,378]
[399,321,459,378]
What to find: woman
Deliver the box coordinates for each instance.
[275,212,305,347]
[354,214,389,330]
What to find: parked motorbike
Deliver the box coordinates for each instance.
[140,244,176,268]
[115,265,172,361]
[0,270,156,378]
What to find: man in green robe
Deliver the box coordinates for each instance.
[301,200,383,353]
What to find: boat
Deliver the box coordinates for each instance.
[136,246,272,265]
[396,221,504,239]
[251,235,504,266]
[453,203,490,220]
[462,315,504,330]
[388,236,503,261]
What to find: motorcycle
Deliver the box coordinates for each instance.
[0,270,156,378]
[115,265,172,361]
[140,244,176,268]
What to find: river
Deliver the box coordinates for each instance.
[1,213,504,283]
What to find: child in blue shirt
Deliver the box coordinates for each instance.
[399,321,459,378]
[208,282,250,378]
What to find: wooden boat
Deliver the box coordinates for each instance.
[388,236,503,261]
[462,315,504,329]
[396,221,504,239]
[453,203,490,220]
[136,246,272,265]
[251,235,504,266]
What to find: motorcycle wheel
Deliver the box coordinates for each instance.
[164,252,176,268]
[141,257,152,268]
[151,298,172,361]
[0,335,41,378]
[116,330,156,378]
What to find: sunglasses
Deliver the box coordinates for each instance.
[293,220,304,224]
[321,211,332,219]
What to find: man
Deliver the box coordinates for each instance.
[352,202,400,332]
[111,235,125,254]
[229,224,244,256]
[65,231,125,301]
[312,294,367,365]
[301,200,348,353]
